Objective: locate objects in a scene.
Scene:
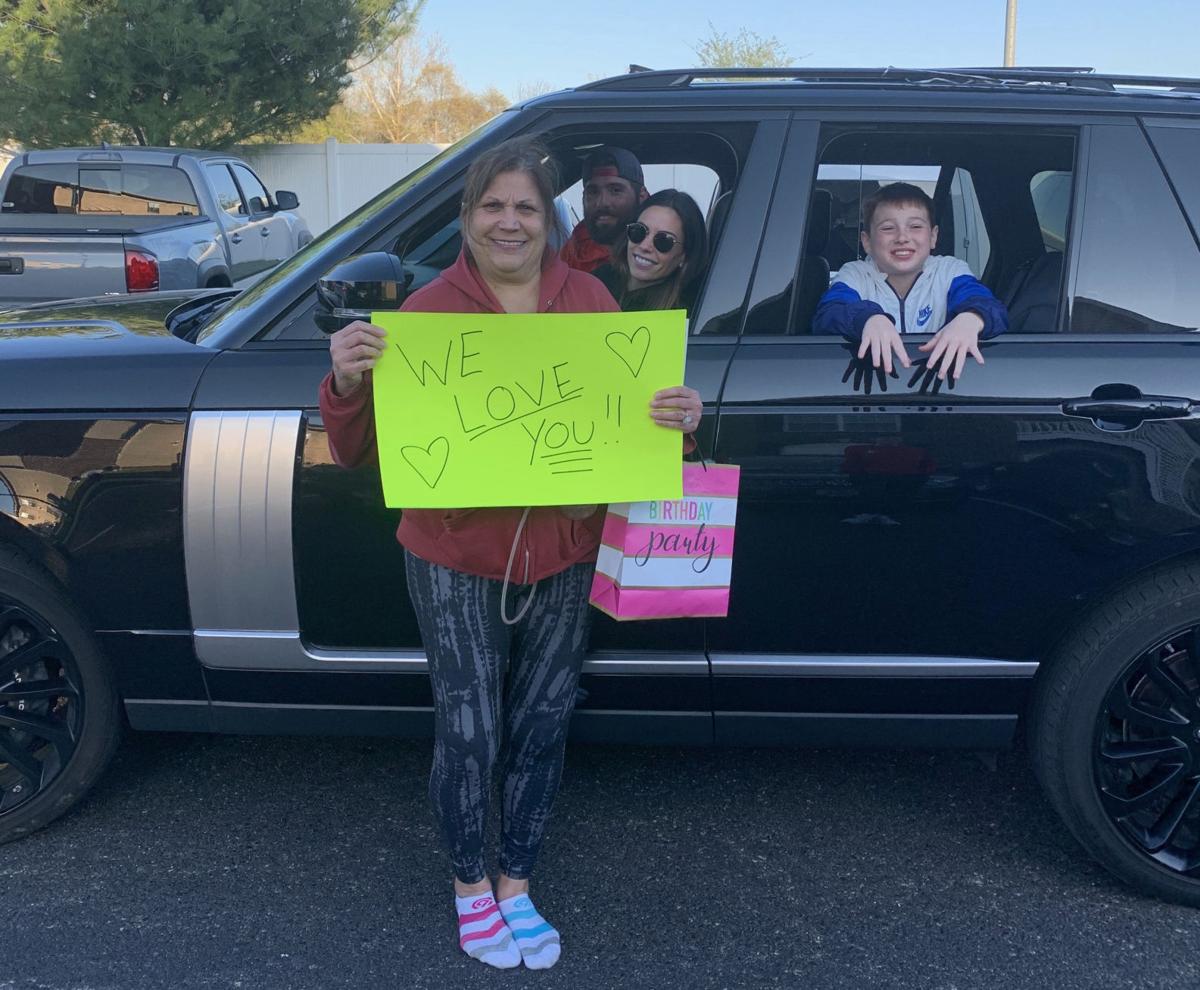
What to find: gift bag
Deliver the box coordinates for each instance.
[589,462,740,620]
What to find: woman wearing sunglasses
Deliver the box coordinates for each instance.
[593,188,708,312]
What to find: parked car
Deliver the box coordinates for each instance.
[5,66,1200,907]
[0,147,312,307]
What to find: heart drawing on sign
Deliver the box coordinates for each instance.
[605,326,650,378]
[401,436,449,489]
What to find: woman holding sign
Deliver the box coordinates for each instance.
[318,137,701,971]
[592,189,708,312]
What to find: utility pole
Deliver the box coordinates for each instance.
[1004,0,1018,67]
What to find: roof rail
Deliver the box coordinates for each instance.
[576,66,1200,94]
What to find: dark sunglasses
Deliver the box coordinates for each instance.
[626,222,679,254]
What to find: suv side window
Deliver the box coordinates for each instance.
[261,122,754,342]
[1070,124,1200,333]
[778,125,1076,335]
[205,163,247,219]
[1143,122,1200,243]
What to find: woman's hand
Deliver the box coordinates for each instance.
[650,386,702,433]
[330,320,388,395]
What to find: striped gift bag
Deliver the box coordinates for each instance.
[589,462,740,620]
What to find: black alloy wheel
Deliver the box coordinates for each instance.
[0,547,120,843]
[1096,629,1200,874]
[1030,563,1200,906]
[0,594,85,815]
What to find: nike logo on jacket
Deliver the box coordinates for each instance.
[813,255,1009,340]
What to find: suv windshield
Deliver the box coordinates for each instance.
[195,111,516,345]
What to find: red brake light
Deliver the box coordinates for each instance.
[125,250,159,293]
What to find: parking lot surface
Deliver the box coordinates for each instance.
[2,733,1198,990]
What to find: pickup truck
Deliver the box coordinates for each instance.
[0,147,312,307]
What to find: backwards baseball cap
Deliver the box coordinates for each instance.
[582,146,644,187]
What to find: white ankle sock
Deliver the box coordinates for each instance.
[455,892,521,969]
[498,893,561,970]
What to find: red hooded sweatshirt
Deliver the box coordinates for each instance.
[559,221,612,275]
[318,248,622,583]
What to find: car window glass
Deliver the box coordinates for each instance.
[122,164,200,216]
[205,164,247,218]
[777,126,1075,335]
[1071,125,1200,333]
[948,167,991,272]
[1,164,77,213]
[1030,170,1071,252]
[231,164,270,213]
[77,169,121,213]
[77,165,200,217]
[1143,123,1200,241]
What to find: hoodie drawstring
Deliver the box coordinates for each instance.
[501,507,536,626]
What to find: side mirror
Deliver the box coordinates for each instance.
[248,195,267,214]
[274,190,300,211]
[315,252,412,334]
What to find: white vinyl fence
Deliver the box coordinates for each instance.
[236,139,445,236]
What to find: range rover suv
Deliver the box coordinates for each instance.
[5,66,1200,906]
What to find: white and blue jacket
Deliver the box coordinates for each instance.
[813,255,1008,341]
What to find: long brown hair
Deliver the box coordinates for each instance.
[609,189,708,310]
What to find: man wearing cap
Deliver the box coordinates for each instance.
[561,146,648,274]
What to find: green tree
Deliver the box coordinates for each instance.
[693,21,794,68]
[0,0,424,148]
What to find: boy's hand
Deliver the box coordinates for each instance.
[858,314,910,375]
[919,313,985,381]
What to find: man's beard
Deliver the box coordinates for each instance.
[585,210,632,245]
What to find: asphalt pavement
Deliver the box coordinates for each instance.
[2,732,1199,990]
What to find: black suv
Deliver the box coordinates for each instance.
[5,66,1200,906]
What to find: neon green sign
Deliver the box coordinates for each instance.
[370,310,687,508]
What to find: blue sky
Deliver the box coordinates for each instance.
[419,1,1199,100]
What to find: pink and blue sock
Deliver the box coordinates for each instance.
[498,893,561,970]
[455,892,521,969]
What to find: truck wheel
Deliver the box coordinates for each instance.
[1029,563,1200,905]
[0,547,121,843]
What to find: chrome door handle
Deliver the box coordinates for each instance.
[230,233,242,244]
[260,228,270,237]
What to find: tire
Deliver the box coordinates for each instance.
[1029,562,1200,905]
[0,545,121,843]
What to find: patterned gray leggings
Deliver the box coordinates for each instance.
[404,550,594,883]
